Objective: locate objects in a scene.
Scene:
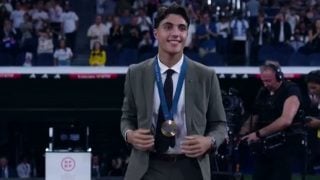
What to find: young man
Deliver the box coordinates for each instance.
[120,3,227,180]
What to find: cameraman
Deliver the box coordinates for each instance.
[305,70,320,172]
[305,70,320,128]
[239,61,302,180]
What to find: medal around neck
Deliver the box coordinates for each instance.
[161,120,177,137]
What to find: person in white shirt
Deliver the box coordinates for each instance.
[230,12,249,65]
[87,15,108,49]
[53,39,73,66]
[32,1,49,31]
[10,1,25,29]
[137,8,152,32]
[48,0,63,33]
[60,3,78,53]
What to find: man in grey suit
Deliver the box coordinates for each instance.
[121,3,227,180]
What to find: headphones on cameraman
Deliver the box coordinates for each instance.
[263,63,284,82]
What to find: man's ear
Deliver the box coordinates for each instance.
[153,29,158,39]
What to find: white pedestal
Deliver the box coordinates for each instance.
[45,152,91,180]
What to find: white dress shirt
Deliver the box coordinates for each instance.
[152,55,187,154]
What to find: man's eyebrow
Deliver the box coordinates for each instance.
[161,22,187,27]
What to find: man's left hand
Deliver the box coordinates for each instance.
[241,132,260,143]
[181,135,212,158]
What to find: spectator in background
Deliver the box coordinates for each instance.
[119,9,131,26]
[132,0,146,11]
[91,155,107,178]
[304,18,320,54]
[230,11,249,65]
[0,0,13,14]
[184,3,197,51]
[108,156,124,176]
[53,39,73,66]
[0,3,10,27]
[137,8,152,33]
[289,19,309,52]
[10,1,25,30]
[0,156,16,178]
[138,30,153,54]
[246,0,260,27]
[36,26,54,65]
[105,15,113,41]
[272,13,292,44]
[20,13,35,53]
[216,14,231,58]
[60,2,78,54]
[0,19,18,65]
[195,12,217,57]
[122,15,141,49]
[294,21,310,43]
[31,1,49,32]
[87,15,107,50]
[108,15,123,50]
[286,8,299,35]
[250,13,272,64]
[16,155,32,178]
[89,41,106,66]
[48,0,63,36]
[104,0,116,17]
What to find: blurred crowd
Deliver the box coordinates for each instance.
[1,0,320,66]
[0,0,79,66]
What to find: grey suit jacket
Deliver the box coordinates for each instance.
[121,57,227,180]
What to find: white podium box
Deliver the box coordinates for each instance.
[45,152,91,180]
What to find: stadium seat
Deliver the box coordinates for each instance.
[0,52,13,66]
[202,52,224,66]
[274,43,295,65]
[258,45,276,63]
[288,52,309,66]
[308,53,320,66]
[36,53,54,66]
[137,52,156,63]
[15,52,26,66]
[117,48,138,66]
[184,50,201,62]
[106,46,119,66]
[264,7,280,17]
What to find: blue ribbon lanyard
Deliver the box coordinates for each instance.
[154,56,187,121]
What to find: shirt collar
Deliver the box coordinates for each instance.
[157,54,184,75]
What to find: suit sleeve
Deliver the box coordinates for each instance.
[205,70,227,147]
[120,66,138,140]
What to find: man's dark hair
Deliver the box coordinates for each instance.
[306,70,320,85]
[153,3,190,29]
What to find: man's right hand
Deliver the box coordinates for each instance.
[127,129,154,151]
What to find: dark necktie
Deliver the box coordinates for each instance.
[155,69,175,153]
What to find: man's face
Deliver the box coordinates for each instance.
[308,82,320,96]
[260,69,279,91]
[95,16,102,25]
[154,14,188,56]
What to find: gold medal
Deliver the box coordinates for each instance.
[161,120,177,137]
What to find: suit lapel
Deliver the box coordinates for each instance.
[185,59,195,135]
[143,58,156,127]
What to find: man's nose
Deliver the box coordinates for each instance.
[170,27,180,36]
